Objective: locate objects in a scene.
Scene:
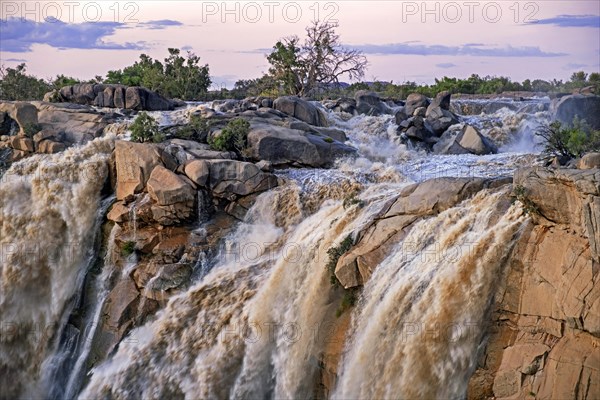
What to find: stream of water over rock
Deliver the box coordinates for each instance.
[0,97,550,399]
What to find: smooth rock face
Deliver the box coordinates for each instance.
[335,177,508,288]
[468,167,600,400]
[273,96,326,126]
[184,160,210,187]
[444,125,497,155]
[147,165,196,225]
[114,141,164,200]
[578,152,600,169]
[552,94,600,130]
[0,102,38,135]
[354,90,391,116]
[247,122,356,167]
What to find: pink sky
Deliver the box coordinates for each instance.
[1,1,599,87]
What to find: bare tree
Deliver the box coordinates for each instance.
[267,21,368,96]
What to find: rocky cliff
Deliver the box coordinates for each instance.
[468,167,600,400]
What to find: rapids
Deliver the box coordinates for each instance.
[0,97,548,399]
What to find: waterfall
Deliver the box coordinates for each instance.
[78,182,375,399]
[333,190,525,399]
[0,136,114,398]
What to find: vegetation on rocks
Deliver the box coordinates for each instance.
[130,112,164,143]
[512,184,539,216]
[105,48,211,100]
[175,114,210,140]
[208,118,250,156]
[266,21,367,97]
[121,241,136,256]
[326,235,354,287]
[536,118,600,158]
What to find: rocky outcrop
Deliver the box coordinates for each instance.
[147,166,196,225]
[0,101,118,162]
[35,102,118,144]
[354,91,392,116]
[335,177,509,288]
[52,84,175,111]
[273,96,326,127]
[442,125,498,155]
[551,94,600,130]
[114,141,165,200]
[468,167,600,400]
[247,121,356,167]
[396,92,462,150]
[0,102,38,135]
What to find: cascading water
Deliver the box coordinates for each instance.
[333,190,526,399]
[0,136,114,399]
[2,96,549,399]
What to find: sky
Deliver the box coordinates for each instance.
[1,1,599,88]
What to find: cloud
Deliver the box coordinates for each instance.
[352,42,566,57]
[563,63,588,70]
[140,20,183,30]
[0,18,146,53]
[527,14,600,28]
[436,63,457,69]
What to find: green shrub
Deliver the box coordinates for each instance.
[130,112,164,143]
[536,118,600,158]
[22,123,42,137]
[336,288,359,317]
[343,194,365,210]
[121,241,136,256]
[176,114,210,140]
[323,137,334,143]
[208,118,250,155]
[512,185,539,216]
[326,235,354,287]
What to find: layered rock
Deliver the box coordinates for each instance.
[335,177,509,288]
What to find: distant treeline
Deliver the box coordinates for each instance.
[225,72,600,101]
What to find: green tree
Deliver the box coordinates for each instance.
[536,118,600,158]
[267,21,368,96]
[0,63,50,100]
[130,112,164,143]
[104,49,211,100]
[208,118,250,156]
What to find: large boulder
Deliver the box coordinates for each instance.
[147,165,196,225]
[247,122,356,167]
[335,177,509,288]
[425,102,459,136]
[114,141,165,200]
[551,94,600,130]
[0,102,38,135]
[403,93,430,116]
[34,102,117,143]
[443,125,497,155]
[205,160,278,198]
[354,91,391,116]
[55,84,174,111]
[273,96,326,126]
